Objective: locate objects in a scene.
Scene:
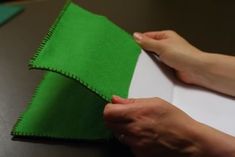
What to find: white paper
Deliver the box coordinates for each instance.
[129,50,235,136]
[129,51,174,102]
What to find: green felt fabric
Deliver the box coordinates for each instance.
[13,72,111,139]
[0,5,23,26]
[30,2,140,100]
[12,1,141,140]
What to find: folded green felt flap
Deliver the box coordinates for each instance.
[12,1,141,140]
[13,72,111,139]
[30,1,141,101]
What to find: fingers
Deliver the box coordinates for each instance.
[143,31,169,40]
[103,103,135,123]
[112,95,159,105]
[105,96,139,123]
[133,32,163,55]
[112,95,136,104]
[108,123,142,147]
[143,30,177,39]
[133,30,179,54]
[104,96,156,122]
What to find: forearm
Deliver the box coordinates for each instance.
[193,52,235,97]
[189,122,235,157]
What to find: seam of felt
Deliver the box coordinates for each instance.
[11,73,48,137]
[28,66,111,101]
[10,0,74,138]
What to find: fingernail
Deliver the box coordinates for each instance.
[133,32,143,41]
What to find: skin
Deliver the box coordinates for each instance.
[133,30,235,96]
[103,30,235,157]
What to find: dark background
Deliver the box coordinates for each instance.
[0,0,235,157]
[75,0,235,55]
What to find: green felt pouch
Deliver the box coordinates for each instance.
[12,1,140,140]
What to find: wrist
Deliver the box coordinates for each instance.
[189,52,235,96]
[181,50,210,86]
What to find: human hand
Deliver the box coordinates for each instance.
[104,96,235,157]
[133,30,206,85]
[133,30,235,96]
[103,96,200,157]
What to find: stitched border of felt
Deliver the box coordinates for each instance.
[11,1,141,140]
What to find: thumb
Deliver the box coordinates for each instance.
[133,32,162,54]
[112,95,136,104]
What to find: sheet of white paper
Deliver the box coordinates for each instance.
[173,84,235,136]
[129,50,174,102]
[129,50,235,136]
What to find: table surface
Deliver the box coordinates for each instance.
[0,0,235,157]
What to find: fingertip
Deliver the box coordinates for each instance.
[104,103,112,110]
[112,95,121,100]
[112,95,125,104]
[103,103,113,118]
[103,103,130,122]
[133,32,143,43]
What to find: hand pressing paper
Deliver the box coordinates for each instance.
[12,1,235,140]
